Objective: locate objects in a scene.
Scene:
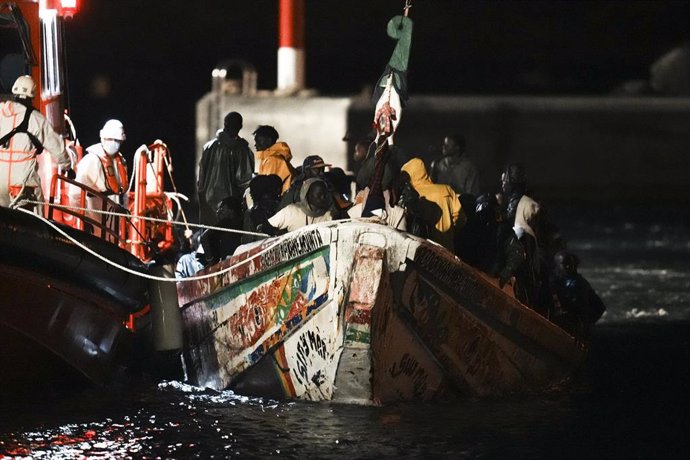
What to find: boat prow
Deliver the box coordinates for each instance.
[178,220,587,404]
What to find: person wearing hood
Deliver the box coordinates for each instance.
[70,119,131,238]
[197,111,254,225]
[512,195,542,309]
[72,119,128,202]
[265,178,336,233]
[400,157,462,252]
[253,125,295,195]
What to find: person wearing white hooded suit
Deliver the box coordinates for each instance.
[70,119,129,237]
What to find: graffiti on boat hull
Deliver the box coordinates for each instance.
[182,246,331,390]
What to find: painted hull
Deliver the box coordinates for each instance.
[178,222,587,404]
[0,207,149,395]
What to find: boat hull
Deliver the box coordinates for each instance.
[178,222,587,403]
[0,207,149,395]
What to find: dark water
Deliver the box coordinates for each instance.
[1,205,688,459]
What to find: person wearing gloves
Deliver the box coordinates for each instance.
[70,119,129,236]
[0,75,75,213]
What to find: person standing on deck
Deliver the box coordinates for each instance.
[0,75,74,213]
[69,119,130,237]
[197,111,254,225]
[429,134,480,197]
[252,125,295,195]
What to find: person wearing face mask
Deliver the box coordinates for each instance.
[70,119,129,236]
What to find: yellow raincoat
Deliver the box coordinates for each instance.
[402,158,461,232]
[402,158,462,251]
[256,142,295,194]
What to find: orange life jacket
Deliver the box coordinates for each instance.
[98,153,128,195]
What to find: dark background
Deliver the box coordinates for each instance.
[63,0,690,198]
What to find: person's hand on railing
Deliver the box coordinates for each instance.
[63,167,76,180]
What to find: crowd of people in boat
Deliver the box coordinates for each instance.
[184,110,605,338]
[0,77,604,338]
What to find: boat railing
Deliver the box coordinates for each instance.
[47,174,129,249]
[46,141,178,262]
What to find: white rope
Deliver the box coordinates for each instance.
[14,207,359,283]
[20,199,267,237]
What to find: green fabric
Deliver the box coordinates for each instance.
[386,15,413,72]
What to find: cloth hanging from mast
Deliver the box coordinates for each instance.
[371,14,413,145]
[363,9,414,218]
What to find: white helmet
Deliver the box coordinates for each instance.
[12,75,36,99]
[99,119,126,141]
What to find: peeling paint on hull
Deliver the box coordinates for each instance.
[179,222,587,404]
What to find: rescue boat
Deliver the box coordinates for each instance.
[1,2,184,397]
[0,144,183,396]
[177,221,587,404]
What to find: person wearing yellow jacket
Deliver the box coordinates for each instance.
[252,125,295,195]
[400,157,462,252]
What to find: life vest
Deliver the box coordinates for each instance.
[97,153,128,195]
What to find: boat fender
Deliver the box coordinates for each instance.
[148,263,183,351]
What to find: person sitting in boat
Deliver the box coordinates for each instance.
[199,196,244,265]
[175,231,205,278]
[261,178,337,234]
[242,174,282,244]
[325,167,356,209]
[278,155,332,210]
[69,119,131,237]
[0,75,75,213]
[463,193,525,287]
[552,250,606,337]
[398,157,463,252]
[252,125,296,195]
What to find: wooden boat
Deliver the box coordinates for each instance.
[178,221,587,404]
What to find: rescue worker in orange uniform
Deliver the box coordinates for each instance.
[70,119,129,235]
[0,75,75,213]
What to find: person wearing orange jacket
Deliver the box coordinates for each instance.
[252,125,295,195]
[400,157,462,252]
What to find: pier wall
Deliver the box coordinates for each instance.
[198,93,690,203]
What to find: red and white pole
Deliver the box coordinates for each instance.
[277,0,305,92]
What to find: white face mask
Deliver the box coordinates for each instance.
[102,139,121,156]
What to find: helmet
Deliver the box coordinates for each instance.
[12,75,36,99]
[99,119,126,141]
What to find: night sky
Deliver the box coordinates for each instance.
[62,0,690,197]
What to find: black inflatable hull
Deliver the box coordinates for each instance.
[0,207,150,393]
